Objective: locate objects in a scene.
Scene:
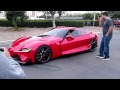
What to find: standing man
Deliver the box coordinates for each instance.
[0,47,26,79]
[96,12,114,60]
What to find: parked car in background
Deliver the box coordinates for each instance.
[113,20,120,26]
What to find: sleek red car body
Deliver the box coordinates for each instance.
[8,26,98,64]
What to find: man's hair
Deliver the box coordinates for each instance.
[102,12,109,16]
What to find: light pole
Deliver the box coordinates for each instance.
[93,11,96,26]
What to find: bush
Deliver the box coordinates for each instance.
[0,19,13,27]
[20,20,84,27]
[0,19,99,27]
[20,20,53,27]
[83,20,99,26]
[94,21,99,26]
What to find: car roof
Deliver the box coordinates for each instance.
[50,26,90,34]
[51,26,88,33]
[55,26,78,30]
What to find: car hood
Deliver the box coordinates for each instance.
[10,35,61,48]
[24,35,61,43]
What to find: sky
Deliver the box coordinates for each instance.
[38,11,101,16]
[66,11,101,14]
[59,11,101,16]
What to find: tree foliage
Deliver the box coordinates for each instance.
[41,11,50,19]
[107,11,120,19]
[83,13,101,20]
[57,11,66,19]
[5,11,28,30]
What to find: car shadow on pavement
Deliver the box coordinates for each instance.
[20,49,97,66]
[49,50,94,63]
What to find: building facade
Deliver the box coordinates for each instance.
[0,11,6,19]
[0,11,43,20]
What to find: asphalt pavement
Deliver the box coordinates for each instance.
[0,29,120,79]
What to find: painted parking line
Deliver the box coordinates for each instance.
[0,43,11,46]
[0,40,14,43]
[0,40,14,45]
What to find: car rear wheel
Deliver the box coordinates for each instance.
[35,45,52,64]
[89,38,97,52]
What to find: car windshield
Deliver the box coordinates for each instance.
[43,29,68,38]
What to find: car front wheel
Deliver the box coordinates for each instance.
[35,45,52,64]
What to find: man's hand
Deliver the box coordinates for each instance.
[100,17,103,21]
[99,17,103,27]
[106,26,114,37]
[0,47,12,58]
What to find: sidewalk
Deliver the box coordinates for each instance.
[0,26,102,43]
[0,27,51,42]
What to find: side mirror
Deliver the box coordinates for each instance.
[66,35,74,41]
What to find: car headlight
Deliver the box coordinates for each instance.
[14,48,32,52]
[21,48,32,52]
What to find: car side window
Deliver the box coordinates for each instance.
[66,30,83,37]
[68,30,80,37]
[77,30,82,36]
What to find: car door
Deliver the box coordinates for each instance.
[69,29,88,51]
[76,30,94,51]
[61,30,82,55]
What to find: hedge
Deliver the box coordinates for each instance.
[0,19,99,27]
[0,20,13,27]
[20,20,53,27]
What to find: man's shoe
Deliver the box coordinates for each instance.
[102,57,110,60]
[96,55,104,59]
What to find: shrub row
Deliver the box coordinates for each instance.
[0,19,99,27]
[0,20,13,27]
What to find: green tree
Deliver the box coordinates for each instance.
[112,11,120,19]
[107,11,114,17]
[57,11,66,19]
[107,11,120,19]
[5,11,28,30]
[41,11,50,19]
[82,13,93,20]
[94,13,101,20]
[82,12,101,20]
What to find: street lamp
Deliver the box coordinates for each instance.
[93,11,96,26]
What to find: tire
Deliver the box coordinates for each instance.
[35,45,52,64]
[89,38,97,52]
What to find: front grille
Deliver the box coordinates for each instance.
[12,55,21,62]
[12,55,28,64]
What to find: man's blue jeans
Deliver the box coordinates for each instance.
[99,35,112,58]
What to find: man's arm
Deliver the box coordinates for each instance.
[99,17,103,27]
[106,26,113,36]
[99,19,102,27]
[0,47,26,79]
[106,19,114,36]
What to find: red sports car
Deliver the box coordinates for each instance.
[8,26,98,64]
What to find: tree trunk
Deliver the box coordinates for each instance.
[12,18,18,30]
[14,22,18,30]
[52,15,56,28]
[58,15,60,19]
[46,15,47,19]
